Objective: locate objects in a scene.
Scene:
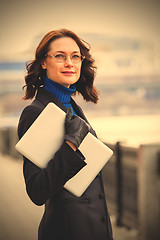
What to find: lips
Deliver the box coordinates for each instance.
[62,71,75,75]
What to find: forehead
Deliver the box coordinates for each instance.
[48,37,80,53]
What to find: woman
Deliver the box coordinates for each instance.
[18,29,113,240]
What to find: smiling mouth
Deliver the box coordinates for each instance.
[62,71,75,75]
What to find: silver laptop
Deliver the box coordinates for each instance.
[16,102,113,197]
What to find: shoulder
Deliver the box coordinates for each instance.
[17,101,43,139]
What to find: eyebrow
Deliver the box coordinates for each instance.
[53,50,80,54]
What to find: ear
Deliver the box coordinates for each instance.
[41,60,47,69]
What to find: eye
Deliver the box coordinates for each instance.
[72,54,81,59]
[54,54,65,59]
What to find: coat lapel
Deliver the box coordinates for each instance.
[70,98,89,123]
[35,88,67,113]
[71,98,97,137]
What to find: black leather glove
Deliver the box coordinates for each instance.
[64,108,90,149]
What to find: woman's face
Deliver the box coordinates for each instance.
[42,37,82,88]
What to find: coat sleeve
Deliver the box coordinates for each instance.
[18,105,87,206]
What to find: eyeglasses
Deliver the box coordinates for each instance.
[45,53,85,64]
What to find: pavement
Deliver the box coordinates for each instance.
[0,153,139,240]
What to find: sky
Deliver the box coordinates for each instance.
[0,0,160,60]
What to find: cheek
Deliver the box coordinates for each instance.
[47,63,58,75]
[45,64,57,79]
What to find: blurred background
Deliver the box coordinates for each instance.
[0,0,160,239]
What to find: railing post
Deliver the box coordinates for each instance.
[138,144,160,240]
[0,127,11,155]
[116,141,123,226]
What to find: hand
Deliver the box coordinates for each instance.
[64,108,90,149]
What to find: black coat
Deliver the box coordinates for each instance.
[18,88,113,240]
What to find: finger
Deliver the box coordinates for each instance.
[86,122,91,131]
[65,107,73,122]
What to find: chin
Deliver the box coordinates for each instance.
[62,78,78,86]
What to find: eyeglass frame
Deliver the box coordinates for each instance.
[45,53,85,63]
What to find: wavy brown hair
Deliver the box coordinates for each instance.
[23,29,99,103]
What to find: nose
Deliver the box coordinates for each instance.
[64,56,73,67]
